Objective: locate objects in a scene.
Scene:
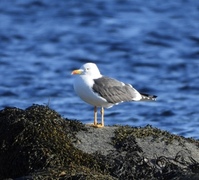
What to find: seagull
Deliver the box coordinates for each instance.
[71,62,157,128]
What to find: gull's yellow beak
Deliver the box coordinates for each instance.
[71,69,83,75]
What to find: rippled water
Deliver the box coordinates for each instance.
[1,0,199,138]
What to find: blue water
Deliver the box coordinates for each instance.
[1,0,199,139]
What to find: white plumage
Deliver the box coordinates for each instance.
[71,62,157,127]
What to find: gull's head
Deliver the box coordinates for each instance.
[71,63,102,78]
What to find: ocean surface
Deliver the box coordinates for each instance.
[1,0,199,139]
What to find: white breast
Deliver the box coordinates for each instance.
[73,75,113,108]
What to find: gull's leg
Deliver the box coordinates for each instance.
[101,107,104,127]
[91,106,104,128]
[94,106,97,125]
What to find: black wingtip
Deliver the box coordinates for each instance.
[140,93,157,101]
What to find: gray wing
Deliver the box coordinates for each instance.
[92,76,141,104]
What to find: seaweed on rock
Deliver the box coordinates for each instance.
[0,105,110,179]
[0,105,199,179]
[107,126,199,180]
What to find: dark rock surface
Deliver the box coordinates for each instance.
[0,105,199,180]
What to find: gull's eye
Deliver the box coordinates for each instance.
[85,67,90,71]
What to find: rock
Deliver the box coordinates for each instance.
[0,105,199,179]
